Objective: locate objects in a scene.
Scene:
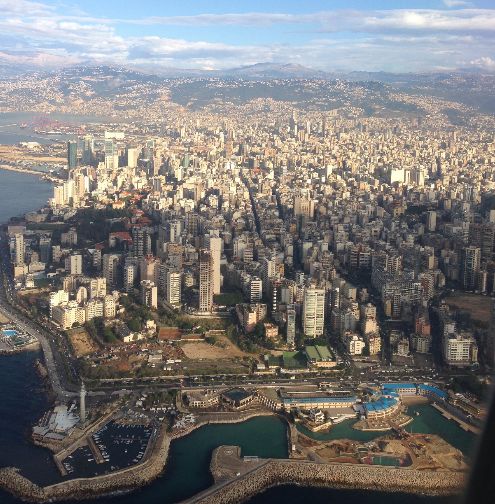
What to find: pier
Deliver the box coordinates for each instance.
[184,446,466,503]
[0,163,62,182]
[431,403,481,434]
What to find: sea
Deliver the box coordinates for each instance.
[0,119,471,504]
[0,170,53,224]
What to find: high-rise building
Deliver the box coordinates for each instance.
[286,304,296,346]
[126,146,138,168]
[123,262,137,293]
[140,280,157,309]
[13,233,24,266]
[168,220,182,243]
[261,256,276,297]
[166,271,181,305]
[249,277,262,303]
[302,287,325,337]
[199,249,213,312]
[39,236,51,264]
[104,139,118,170]
[132,227,151,258]
[469,223,495,261]
[65,254,82,275]
[443,332,478,366]
[82,135,93,165]
[67,141,77,169]
[427,211,437,232]
[102,254,120,289]
[460,246,481,290]
[208,235,222,295]
[294,194,314,219]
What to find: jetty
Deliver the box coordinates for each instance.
[431,403,481,434]
[184,445,466,503]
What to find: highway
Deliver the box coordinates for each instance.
[0,232,77,399]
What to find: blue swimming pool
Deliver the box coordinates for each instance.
[2,330,18,337]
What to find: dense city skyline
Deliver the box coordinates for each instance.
[0,3,493,501]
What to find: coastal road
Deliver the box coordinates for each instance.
[0,289,77,399]
[0,233,77,399]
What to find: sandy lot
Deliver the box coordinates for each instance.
[445,292,492,324]
[182,336,248,360]
[69,329,98,357]
[0,145,66,163]
[0,312,10,324]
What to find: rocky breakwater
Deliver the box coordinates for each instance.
[0,423,171,503]
[189,453,466,504]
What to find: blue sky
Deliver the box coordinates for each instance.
[0,0,494,73]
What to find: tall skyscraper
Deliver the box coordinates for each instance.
[208,235,222,295]
[199,249,213,312]
[82,135,94,165]
[104,139,117,170]
[13,234,24,266]
[166,271,182,305]
[67,141,77,169]
[65,254,82,275]
[461,246,481,291]
[126,146,138,168]
[303,286,326,337]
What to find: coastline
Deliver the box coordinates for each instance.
[0,407,468,504]
[187,458,465,504]
[0,411,282,503]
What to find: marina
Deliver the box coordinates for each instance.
[60,421,155,478]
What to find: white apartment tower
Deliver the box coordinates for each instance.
[199,249,214,312]
[207,235,222,295]
[303,287,326,337]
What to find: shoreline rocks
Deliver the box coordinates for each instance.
[187,458,466,504]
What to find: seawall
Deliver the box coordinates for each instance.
[0,410,280,502]
[0,422,171,503]
[186,458,466,503]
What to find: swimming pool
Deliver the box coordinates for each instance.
[2,330,19,338]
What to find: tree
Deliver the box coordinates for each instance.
[128,318,141,332]
[103,326,117,343]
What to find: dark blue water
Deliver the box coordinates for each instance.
[0,351,60,484]
[0,170,53,223]
[247,485,458,504]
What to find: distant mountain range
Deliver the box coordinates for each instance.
[0,63,494,117]
[1,60,494,81]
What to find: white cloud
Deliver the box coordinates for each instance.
[0,0,54,16]
[0,1,493,72]
[469,56,495,70]
[443,0,472,8]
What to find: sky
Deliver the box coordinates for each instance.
[0,0,494,73]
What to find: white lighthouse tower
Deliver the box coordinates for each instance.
[80,381,86,424]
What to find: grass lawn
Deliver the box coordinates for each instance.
[214,291,245,306]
